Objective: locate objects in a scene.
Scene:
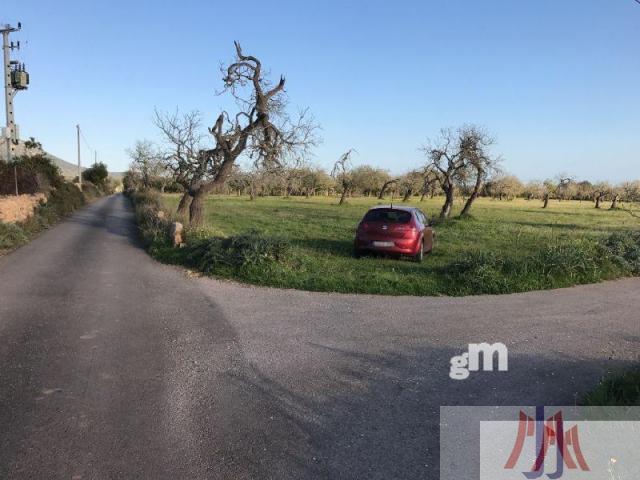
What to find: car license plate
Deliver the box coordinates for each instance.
[372,241,394,247]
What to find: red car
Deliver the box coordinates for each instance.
[354,206,434,262]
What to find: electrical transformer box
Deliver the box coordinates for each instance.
[11,70,29,89]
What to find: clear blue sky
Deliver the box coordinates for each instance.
[3,0,639,181]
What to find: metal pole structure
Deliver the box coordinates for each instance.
[2,26,16,194]
[2,27,12,164]
[2,23,26,196]
[76,124,82,191]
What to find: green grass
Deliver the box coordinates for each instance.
[151,194,640,296]
[583,368,640,406]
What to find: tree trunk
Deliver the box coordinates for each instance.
[402,189,412,202]
[460,173,483,216]
[542,193,549,209]
[595,195,602,209]
[338,189,348,205]
[177,191,191,216]
[610,194,619,210]
[440,186,454,219]
[189,190,206,225]
[378,180,395,199]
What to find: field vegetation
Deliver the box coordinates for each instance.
[130,192,640,296]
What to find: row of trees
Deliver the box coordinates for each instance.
[125,42,638,224]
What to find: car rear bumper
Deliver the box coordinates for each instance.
[354,237,420,255]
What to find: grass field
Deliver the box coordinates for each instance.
[147,194,640,296]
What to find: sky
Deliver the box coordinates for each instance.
[3,0,639,182]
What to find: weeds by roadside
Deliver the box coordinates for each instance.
[0,182,85,253]
[583,368,640,406]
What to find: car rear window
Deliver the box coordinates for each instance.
[363,209,412,223]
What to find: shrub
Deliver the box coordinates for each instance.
[129,189,172,245]
[583,367,640,406]
[0,222,28,249]
[0,154,63,195]
[83,162,109,189]
[186,230,290,272]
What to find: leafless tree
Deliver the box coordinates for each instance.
[331,149,356,205]
[154,109,208,216]
[592,182,611,209]
[422,126,491,218]
[157,42,318,224]
[127,139,167,190]
[458,127,500,216]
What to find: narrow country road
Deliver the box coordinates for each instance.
[0,194,638,479]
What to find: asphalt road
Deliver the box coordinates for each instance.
[0,194,638,479]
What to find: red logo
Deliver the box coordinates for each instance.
[504,407,590,478]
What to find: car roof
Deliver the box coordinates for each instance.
[368,205,417,213]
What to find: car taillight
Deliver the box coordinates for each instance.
[394,225,418,237]
[359,222,371,231]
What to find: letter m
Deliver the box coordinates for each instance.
[468,343,508,372]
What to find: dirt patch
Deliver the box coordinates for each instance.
[0,194,47,223]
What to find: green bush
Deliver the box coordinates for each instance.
[0,222,28,250]
[583,368,640,406]
[0,153,63,195]
[83,162,109,189]
[186,230,290,272]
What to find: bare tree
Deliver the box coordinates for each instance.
[458,126,500,216]
[158,42,318,224]
[422,127,469,219]
[610,190,621,210]
[592,182,611,209]
[331,149,356,205]
[127,139,167,191]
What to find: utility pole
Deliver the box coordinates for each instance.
[76,124,82,191]
[2,22,28,195]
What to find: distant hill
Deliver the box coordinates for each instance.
[46,153,85,179]
[0,139,122,179]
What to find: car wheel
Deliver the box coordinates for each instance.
[413,241,424,263]
[354,248,363,259]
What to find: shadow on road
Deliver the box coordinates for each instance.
[222,345,635,479]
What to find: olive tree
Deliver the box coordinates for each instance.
[422,125,499,219]
[331,149,357,205]
[157,42,317,224]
